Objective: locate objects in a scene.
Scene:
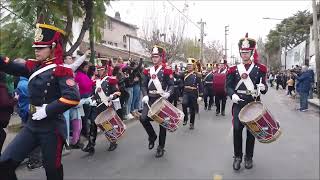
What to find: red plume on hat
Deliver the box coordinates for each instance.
[253,48,259,63]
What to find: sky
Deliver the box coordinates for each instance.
[106,0,312,60]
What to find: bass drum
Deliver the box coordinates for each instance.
[213,73,227,96]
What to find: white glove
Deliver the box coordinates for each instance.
[88,98,97,106]
[232,94,244,104]
[197,97,203,102]
[32,104,48,120]
[162,92,170,99]
[257,83,266,91]
[142,96,149,104]
[108,94,114,101]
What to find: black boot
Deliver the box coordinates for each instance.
[208,106,212,111]
[148,138,156,150]
[183,120,187,126]
[189,123,194,130]
[82,143,95,154]
[221,111,225,116]
[155,146,165,158]
[216,111,220,116]
[204,106,207,111]
[244,157,253,169]
[70,141,84,149]
[108,142,118,151]
[233,157,242,171]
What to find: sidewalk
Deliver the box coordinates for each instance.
[308,98,320,108]
[2,114,138,154]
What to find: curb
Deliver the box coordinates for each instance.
[308,99,320,108]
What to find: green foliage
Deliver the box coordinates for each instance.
[0,21,34,59]
[265,10,312,53]
[181,38,200,60]
[0,0,110,58]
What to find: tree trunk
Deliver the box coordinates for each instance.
[312,0,320,98]
[89,19,95,64]
[63,0,73,51]
[66,0,93,56]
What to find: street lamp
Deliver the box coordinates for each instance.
[263,17,288,70]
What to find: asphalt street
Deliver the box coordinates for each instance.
[16,87,319,180]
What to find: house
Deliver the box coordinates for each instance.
[73,12,150,63]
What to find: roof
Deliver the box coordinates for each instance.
[107,15,139,30]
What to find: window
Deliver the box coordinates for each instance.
[114,43,118,47]
[124,44,127,48]
[123,35,127,43]
[107,20,112,30]
[108,41,113,45]
[100,40,106,43]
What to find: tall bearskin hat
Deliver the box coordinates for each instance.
[238,33,256,53]
[151,45,166,64]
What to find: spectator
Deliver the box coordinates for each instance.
[296,65,313,112]
[275,72,282,90]
[308,67,315,99]
[0,72,18,155]
[269,72,275,87]
[75,61,94,137]
[129,58,143,117]
[122,64,134,120]
[286,73,295,96]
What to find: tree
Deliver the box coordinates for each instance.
[256,37,267,65]
[265,10,312,70]
[181,38,200,60]
[0,0,110,58]
[140,1,188,62]
[203,40,224,64]
[0,21,34,59]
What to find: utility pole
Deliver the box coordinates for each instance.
[198,19,206,64]
[224,25,229,63]
[312,0,320,98]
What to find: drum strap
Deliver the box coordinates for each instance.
[148,65,164,94]
[184,71,194,81]
[235,63,255,91]
[96,76,111,107]
[204,72,212,81]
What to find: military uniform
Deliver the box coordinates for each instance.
[0,24,80,180]
[181,59,203,129]
[203,64,214,110]
[82,75,121,153]
[214,63,228,116]
[140,46,174,158]
[168,68,183,107]
[226,33,268,171]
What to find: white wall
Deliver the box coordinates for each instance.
[281,41,306,69]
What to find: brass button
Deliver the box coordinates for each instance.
[51,76,54,80]
[47,82,50,86]
[44,90,48,94]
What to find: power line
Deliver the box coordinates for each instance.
[166,0,201,30]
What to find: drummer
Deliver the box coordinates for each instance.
[140,45,174,158]
[226,33,268,171]
[82,66,121,154]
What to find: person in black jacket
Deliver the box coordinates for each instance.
[0,71,18,155]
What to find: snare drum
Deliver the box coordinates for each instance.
[148,97,184,132]
[238,101,281,143]
[95,108,126,142]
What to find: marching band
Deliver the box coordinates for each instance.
[0,21,281,179]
